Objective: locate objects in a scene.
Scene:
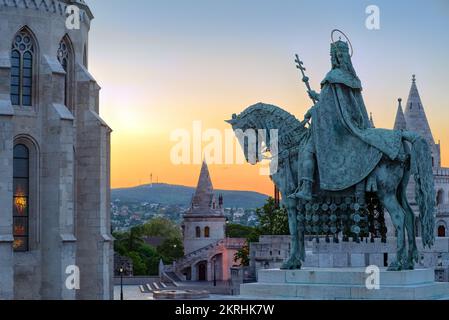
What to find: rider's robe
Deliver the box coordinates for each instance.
[310,68,403,191]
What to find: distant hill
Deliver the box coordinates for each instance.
[111,184,269,209]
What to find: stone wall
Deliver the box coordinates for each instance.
[249,235,449,281]
[304,237,449,269]
[0,1,112,300]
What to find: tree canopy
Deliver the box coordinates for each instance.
[232,197,290,266]
[113,218,184,276]
[140,217,182,239]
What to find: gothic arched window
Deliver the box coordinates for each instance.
[13,144,30,252]
[204,226,210,238]
[57,36,74,110]
[195,226,201,238]
[11,29,35,107]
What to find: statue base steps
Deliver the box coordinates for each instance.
[240,268,449,300]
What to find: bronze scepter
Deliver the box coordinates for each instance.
[295,54,318,105]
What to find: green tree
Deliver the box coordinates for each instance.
[127,251,147,276]
[256,197,289,235]
[113,226,145,253]
[157,237,184,264]
[141,217,182,240]
[113,219,185,276]
[226,223,255,238]
[113,231,127,256]
[233,198,290,267]
[124,226,145,251]
[138,244,161,275]
[234,244,250,266]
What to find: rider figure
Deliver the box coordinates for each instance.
[290,37,406,201]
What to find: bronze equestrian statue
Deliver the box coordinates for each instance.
[227,31,435,271]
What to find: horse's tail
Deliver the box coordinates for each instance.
[405,133,436,248]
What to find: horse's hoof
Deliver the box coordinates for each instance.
[410,249,419,263]
[281,258,302,270]
[387,265,401,271]
[387,261,403,271]
[405,264,415,270]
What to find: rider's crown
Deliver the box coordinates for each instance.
[331,40,349,55]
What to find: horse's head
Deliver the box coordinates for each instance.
[226,102,306,166]
[225,110,263,165]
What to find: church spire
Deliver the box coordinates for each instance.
[403,75,435,144]
[393,98,407,130]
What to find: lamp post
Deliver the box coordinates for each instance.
[119,266,124,301]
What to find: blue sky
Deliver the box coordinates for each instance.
[85,0,449,192]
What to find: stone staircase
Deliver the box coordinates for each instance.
[165,271,182,282]
[174,238,246,272]
[139,280,174,293]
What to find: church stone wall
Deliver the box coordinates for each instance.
[0,103,14,299]
[0,1,112,300]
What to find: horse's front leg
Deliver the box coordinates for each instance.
[281,197,303,270]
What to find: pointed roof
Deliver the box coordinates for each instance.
[191,161,214,210]
[394,98,407,130]
[187,161,222,216]
[403,75,435,144]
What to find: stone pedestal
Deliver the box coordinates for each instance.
[240,268,449,300]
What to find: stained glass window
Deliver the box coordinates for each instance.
[11,30,34,107]
[13,144,29,252]
[204,226,210,238]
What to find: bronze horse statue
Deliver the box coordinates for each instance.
[227,103,435,271]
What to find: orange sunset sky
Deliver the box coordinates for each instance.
[87,0,449,196]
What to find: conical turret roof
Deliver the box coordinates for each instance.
[191,161,214,210]
[394,98,407,130]
[404,75,435,144]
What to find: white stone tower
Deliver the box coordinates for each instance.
[182,161,226,255]
[402,75,441,168]
[393,75,449,237]
[0,0,113,299]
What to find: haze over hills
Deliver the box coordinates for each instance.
[111,183,269,209]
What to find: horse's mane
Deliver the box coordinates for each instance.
[237,102,309,148]
[239,102,293,119]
